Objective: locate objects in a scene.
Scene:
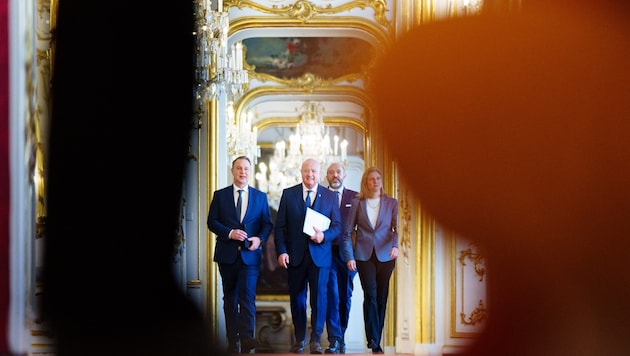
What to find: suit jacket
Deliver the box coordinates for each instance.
[274,183,342,267]
[331,188,358,262]
[342,195,399,262]
[208,185,273,265]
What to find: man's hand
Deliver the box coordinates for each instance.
[278,253,290,268]
[310,226,324,243]
[229,228,247,242]
[247,236,261,250]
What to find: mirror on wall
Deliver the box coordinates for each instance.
[253,101,366,210]
[243,36,374,80]
[251,101,366,298]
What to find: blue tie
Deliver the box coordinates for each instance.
[236,189,244,222]
[305,190,312,207]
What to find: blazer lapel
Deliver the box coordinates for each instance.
[374,198,384,230]
[241,189,251,222]
[360,200,376,231]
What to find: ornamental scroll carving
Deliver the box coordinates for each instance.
[459,243,486,282]
[460,299,488,326]
[227,0,391,31]
[398,191,411,263]
[455,240,488,333]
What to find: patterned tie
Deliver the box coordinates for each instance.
[305,190,312,207]
[236,189,244,222]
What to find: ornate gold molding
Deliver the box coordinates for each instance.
[460,299,488,326]
[398,189,412,262]
[458,243,486,282]
[451,237,488,337]
[249,72,366,91]
[226,0,391,31]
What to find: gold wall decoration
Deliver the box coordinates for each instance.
[250,72,365,93]
[460,299,487,326]
[458,243,486,281]
[398,188,412,262]
[451,237,487,337]
[226,0,391,31]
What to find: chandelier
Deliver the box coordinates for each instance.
[461,0,484,15]
[226,101,259,164]
[193,0,256,163]
[193,1,248,102]
[256,101,348,210]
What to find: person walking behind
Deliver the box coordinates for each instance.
[208,156,274,354]
[324,162,358,354]
[275,158,342,354]
[342,167,399,354]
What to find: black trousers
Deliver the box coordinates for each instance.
[356,250,396,346]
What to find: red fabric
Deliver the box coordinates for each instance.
[0,0,9,352]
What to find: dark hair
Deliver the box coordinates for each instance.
[232,156,252,168]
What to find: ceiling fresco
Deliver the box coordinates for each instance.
[243,37,374,80]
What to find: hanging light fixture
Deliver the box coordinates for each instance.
[256,101,348,210]
[193,1,254,163]
[226,101,259,164]
[193,0,248,103]
[461,0,484,16]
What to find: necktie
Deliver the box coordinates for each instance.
[305,190,312,207]
[236,189,244,222]
[336,191,341,207]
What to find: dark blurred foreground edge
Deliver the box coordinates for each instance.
[43,2,221,355]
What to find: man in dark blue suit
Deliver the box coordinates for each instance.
[208,156,274,354]
[275,158,342,354]
[324,163,358,354]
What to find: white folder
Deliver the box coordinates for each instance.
[303,207,331,236]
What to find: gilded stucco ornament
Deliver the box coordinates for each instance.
[460,300,488,326]
[226,0,391,30]
[459,243,486,281]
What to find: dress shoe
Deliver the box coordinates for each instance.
[324,339,341,354]
[227,343,240,355]
[371,346,384,354]
[310,341,323,354]
[290,340,305,354]
[240,338,258,354]
[339,342,346,354]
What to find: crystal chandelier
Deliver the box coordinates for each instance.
[256,101,348,210]
[226,101,259,164]
[461,0,484,15]
[193,1,255,163]
[193,1,248,102]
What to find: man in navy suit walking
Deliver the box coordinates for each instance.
[208,156,274,354]
[324,163,358,354]
[275,158,342,354]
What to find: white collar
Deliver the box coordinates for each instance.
[329,186,344,194]
[303,184,318,195]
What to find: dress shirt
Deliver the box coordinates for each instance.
[234,185,248,222]
[303,185,318,206]
[329,187,343,207]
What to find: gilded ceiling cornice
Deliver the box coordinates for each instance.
[249,72,367,92]
[255,116,366,135]
[229,16,392,48]
[226,0,390,31]
[237,85,374,113]
[233,84,374,140]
